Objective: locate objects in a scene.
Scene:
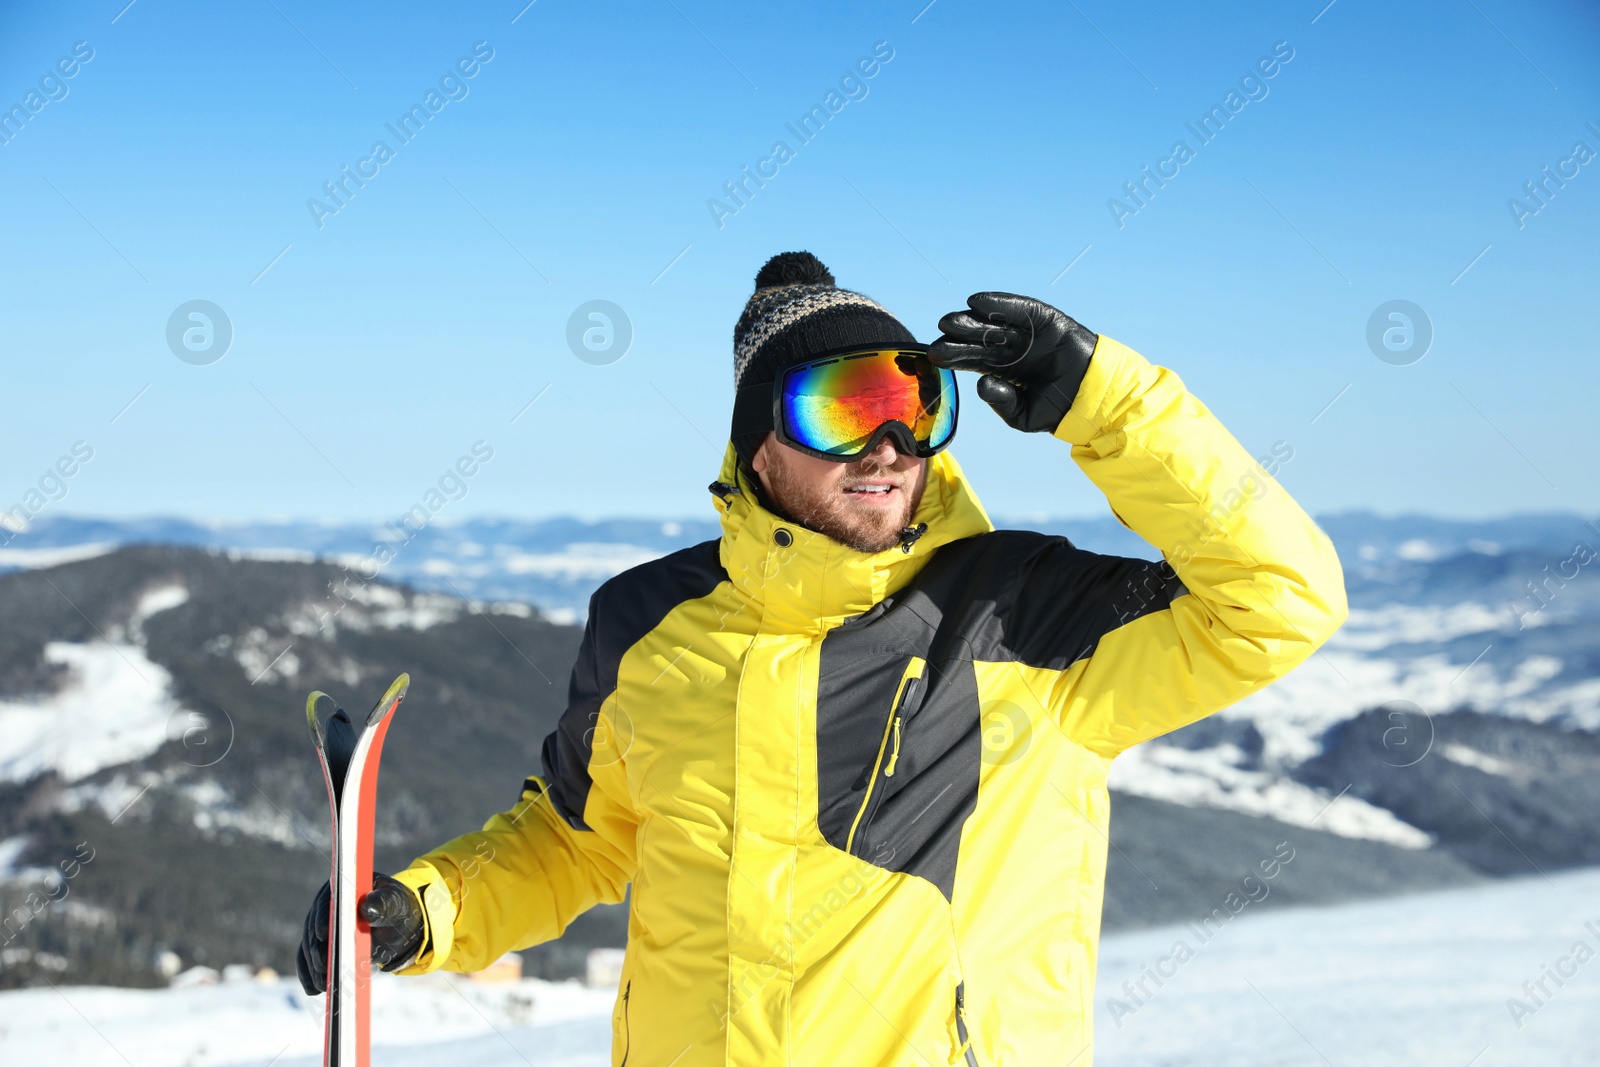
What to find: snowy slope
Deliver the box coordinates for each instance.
[1093,866,1600,1067]
[0,584,190,783]
[2,868,1595,1067]
[0,971,615,1067]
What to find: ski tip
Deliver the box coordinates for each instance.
[305,690,334,746]
[366,673,410,727]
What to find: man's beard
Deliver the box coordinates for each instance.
[762,450,923,554]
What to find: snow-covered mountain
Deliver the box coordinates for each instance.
[1113,514,1600,867]
[4,509,1596,844]
[0,509,1595,991]
[0,514,725,626]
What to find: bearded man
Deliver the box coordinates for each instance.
[297,250,1347,1066]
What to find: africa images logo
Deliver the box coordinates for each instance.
[1106,40,1295,229]
[306,42,496,230]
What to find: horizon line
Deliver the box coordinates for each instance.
[10,507,1600,530]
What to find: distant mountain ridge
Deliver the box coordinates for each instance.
[3,509,1596,623]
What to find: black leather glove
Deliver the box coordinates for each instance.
[927,292,1099,434]
[295,872,425,995]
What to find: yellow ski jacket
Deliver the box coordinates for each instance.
[393,334,1348,1066]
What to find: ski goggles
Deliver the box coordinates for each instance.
[732,345,959,461]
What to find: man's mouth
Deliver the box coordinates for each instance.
[843,481,899,504]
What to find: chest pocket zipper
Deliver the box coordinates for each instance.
[954,982,980,1066]
[845,656,926,857]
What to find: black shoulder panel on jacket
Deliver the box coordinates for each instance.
[960,529,1190,670]
[540,538,726,830]
[825,529,1187,671]
[814,530,1187,899]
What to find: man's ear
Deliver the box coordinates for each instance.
[750,432,774,474]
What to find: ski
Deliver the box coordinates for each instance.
[306,673,410,1067]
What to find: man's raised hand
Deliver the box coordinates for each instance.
[927,292,1098,434]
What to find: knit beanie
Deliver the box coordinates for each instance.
[730,252,918,473]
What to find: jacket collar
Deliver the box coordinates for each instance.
[708,442,994,632]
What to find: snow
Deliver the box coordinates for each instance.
[56,772,162,822]
[0,972,615,1067]
[126,583,189,643]
[366,597,461,631]
[345,583,405,608]
[1106,590,1600,842]
[134,584,190,620]
[58,772,318,851]
[0,979,611,1067]
[180,778,312,847]
[1441,743,1521,778]
[498,542,663,579]
[0,836,30,880]
[1397,537,1443,561]
[1227,644,1591,772]
[1094,866,1600,1066]
[233,627,300,684]
[0,641,182,783]
[303,582,468,633]
[1108,742,1433,848]
[1333,601,1512,650]
[1209,609,1589,761]
[1103,590,1600,844]
[0,543,118,569]
[169,964,221,988]
[0,579,195,784]
[2,870,1596,1066]
[319,594,465,634]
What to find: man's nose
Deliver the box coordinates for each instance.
[861,436,901,466]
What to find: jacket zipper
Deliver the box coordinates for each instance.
[954,982,980,1067]
[845,657,925,857]
[619,979,632,1066]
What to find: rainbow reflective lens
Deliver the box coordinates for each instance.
[778,349,957,458]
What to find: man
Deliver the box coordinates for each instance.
[297,251,1348,1065]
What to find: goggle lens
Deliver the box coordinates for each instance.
[780,350,957,457]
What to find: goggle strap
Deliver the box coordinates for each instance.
[731,382,775,438]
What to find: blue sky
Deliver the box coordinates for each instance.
[1,0,1596,525]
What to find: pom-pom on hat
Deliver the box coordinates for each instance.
[730,251,917,469]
